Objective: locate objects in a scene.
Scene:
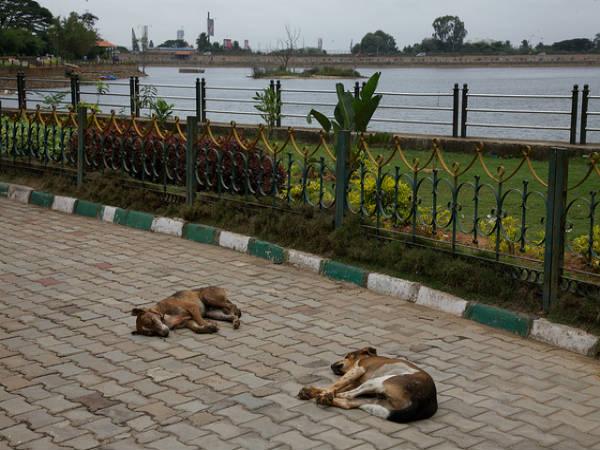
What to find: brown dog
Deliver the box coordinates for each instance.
[298,347,437,422]
[131,286,241,337]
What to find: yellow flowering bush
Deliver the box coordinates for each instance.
[572,225,600,272]
[347,162,411,219]
[284,180,334,206]
[480,215,543,257]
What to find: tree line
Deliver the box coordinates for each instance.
[352,15,600,56]
[0,0,111,59]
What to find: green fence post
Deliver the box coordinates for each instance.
[335,130,351,229]
[186,116,198,206]
[77,106,87,186]
[542,146,569,311]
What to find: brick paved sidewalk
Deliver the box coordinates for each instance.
[0,198,599,450]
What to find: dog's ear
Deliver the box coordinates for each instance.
[366,346,377,356]
[131,308,145,317]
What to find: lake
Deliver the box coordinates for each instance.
[16,65,600,143]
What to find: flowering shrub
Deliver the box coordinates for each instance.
[78,127,286,195]
[479,215,543,257]
[284,180,334,206]
[572,225,600,272]
[347,161,411,219]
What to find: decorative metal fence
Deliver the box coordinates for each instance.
[1,105,599,309]
[1,73,599,143]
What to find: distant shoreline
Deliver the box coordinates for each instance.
[127,53,600,69]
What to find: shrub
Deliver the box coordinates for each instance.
[77,126,286,196]
[480,215,543,257]
[348,160,411,222]
[572,225,600,272]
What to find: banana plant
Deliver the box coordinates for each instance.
[306,71,382,133]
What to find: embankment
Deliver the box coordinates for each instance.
[0,63,145,90]
[121,52,600,69]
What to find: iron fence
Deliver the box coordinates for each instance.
[1,73,599,143]
[1,105,599,309]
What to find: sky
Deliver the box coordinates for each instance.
[38,0,600,52]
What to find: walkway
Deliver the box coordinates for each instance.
[0,198,599,449]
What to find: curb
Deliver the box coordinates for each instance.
[185,223,218,245]
[465,303,531,338]
[0,182,8,197]
[30,191,54,209]
[367,272,420,302]
[249,240,285,264]
[416,286,469,317]
[52,195,77,214]
[324,261,366,287]
[4,183,599,358]
[124,210,154,231]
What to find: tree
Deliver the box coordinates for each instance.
[49,12,98,59]
[432,15,467,52]
[274,24,300,71]
[551,38,593,52]
[0,0,53,34]
[0,0,53,55]
[352,30,397,55]
[232,40,240,51]
[196,32,210,52]
[0,28,45,55]
[594,33,600,49]
[157,39,190,48]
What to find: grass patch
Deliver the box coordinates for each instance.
[2,167,599,336]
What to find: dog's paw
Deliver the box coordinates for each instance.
[316,391,334,406]
[233,318,240,329]
[297,387,314,400]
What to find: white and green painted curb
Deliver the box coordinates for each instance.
[4,183,599,358]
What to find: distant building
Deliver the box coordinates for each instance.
[177,28,184,41]
[223,39,232,50]
[244,40,249,50]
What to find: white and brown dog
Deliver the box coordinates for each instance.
[298,347,437,422]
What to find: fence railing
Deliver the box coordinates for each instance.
[1,73,599,144]
[1,105,599,309]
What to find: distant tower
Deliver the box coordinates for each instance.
[141,25,148,51]
[177,28,184,41]
[131,28,139,52]
[317,38,323,50]
[207,12,214,44]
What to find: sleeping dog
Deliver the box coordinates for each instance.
[298,347,437,423]
[131,286,241,337]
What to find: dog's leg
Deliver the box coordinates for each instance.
[314,365,366,405]
[200,287,242,318]
[298,386,327,400]
[205,309,240,329]
[184,319,218,334]
[187,305,219,333]
[337,379,382,399]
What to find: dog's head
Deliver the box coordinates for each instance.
[131,308,170,337]
[331,347,377,375]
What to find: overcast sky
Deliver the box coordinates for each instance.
[38,0,600,52]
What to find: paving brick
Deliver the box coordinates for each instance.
[271,430,322,450]
[0,423,41,446]
[81,417,128,440]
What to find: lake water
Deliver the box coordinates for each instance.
[15,65,600,143]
